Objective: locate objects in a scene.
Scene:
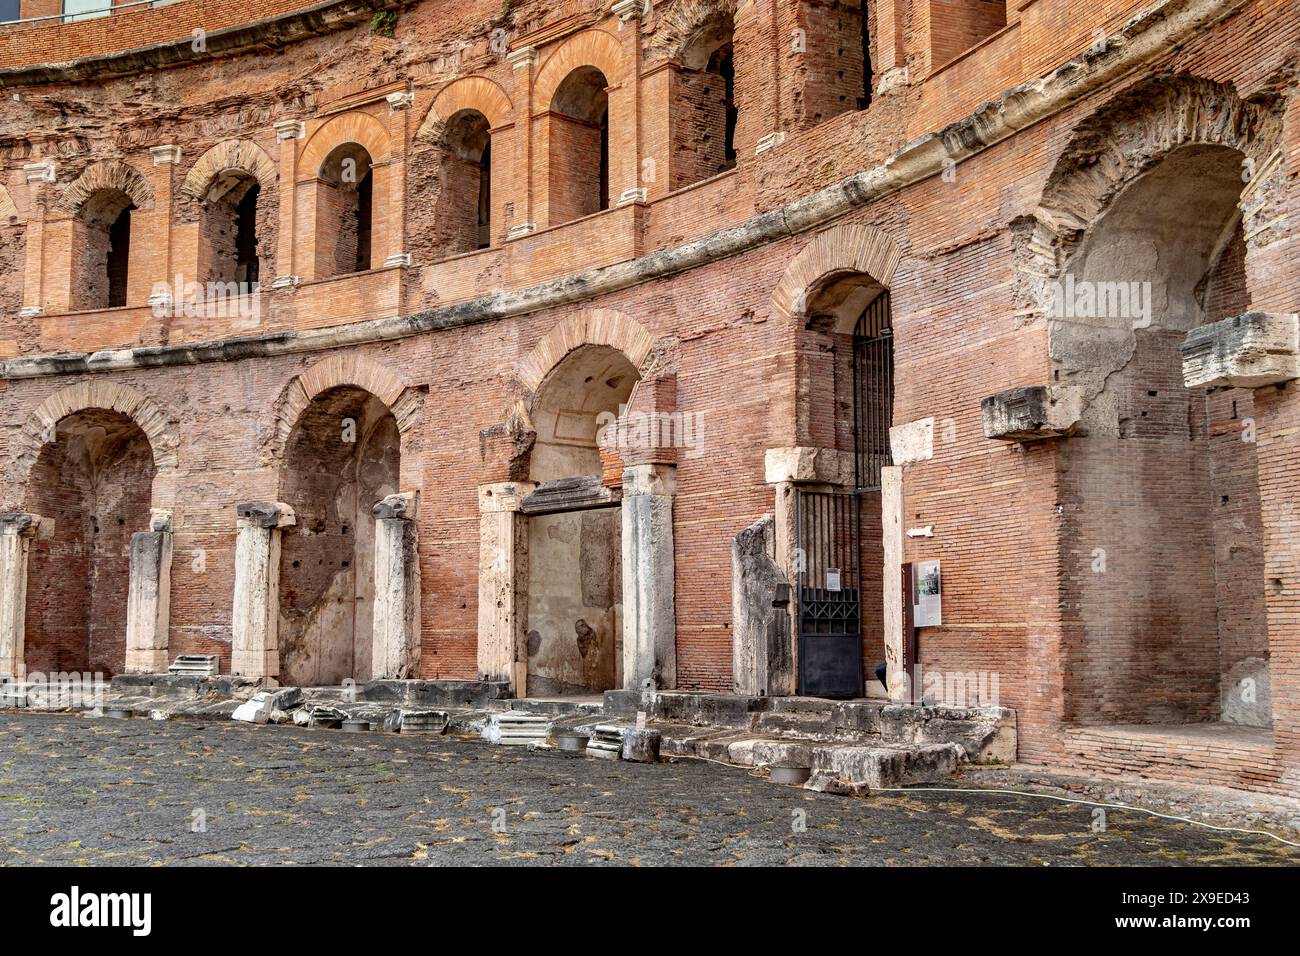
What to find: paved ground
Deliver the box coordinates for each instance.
[0,712,1295,866]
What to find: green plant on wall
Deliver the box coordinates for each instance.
[371,11,398,38]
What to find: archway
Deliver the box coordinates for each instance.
[316,143,374,278]
[1053,142,1269,728]
[435,109,494,255]
[23,409,156,677]
[523,344,639,695]
[548,67,609,226]
[674,12,737,187]
[277,385,400,685]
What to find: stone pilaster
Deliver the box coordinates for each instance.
[124,509,174,674]
[881,465,906,701]
[621,463,677,691]
[372,491,421,680]
[230,502,295,681]
[477,481,533,693]
[0,513,41,681]
[731,514,793,696]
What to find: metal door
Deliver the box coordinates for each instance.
[796,489,863,698]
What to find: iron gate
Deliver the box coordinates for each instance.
[796,489,863,698]
[852,290,894,492]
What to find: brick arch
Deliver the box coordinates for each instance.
[770,223,902,320]
[1019,75,1285,318]
[180,139,277,201]
[267,354,423,462]
[0,184,17,221]
[514,309,657,393]
[12,381,180,506]
[54,160,154,216]
[299,111,393,179]
[533,29,625,109]
[645,0,740,64]
[417,76,513,140]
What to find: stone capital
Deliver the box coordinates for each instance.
[150,509,174,533]
[273,120,306,143]
[478,482,535,514]
[506,47,537,70]
[0,513,41,537]
[622,463,676,498]
[236,502,296,529]
[763,446,852,486]
[149,145,181,165]
[374,491,420,521]
[1182,311,1300,389]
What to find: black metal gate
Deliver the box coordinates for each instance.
[796,489,863,698]
[795,291,893,698]
[852,290,894,492]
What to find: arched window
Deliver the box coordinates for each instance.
[437,109,494,255]
[677,14,736,187]
[548,67,609,226]
[198,174,262,288]
[71,189,133,311]
[317,143,374,278]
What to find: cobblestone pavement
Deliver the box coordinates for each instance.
[0,713,1295,866]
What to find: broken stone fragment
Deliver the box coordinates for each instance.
[231,692,275,724]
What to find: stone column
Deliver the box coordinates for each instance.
[477,481,534,694]
[372,491,421,680]
[0,513,42,681]
[621,463,677,691]
[231,502,295,681]
[880,465,907,702]
[124,509,174,674]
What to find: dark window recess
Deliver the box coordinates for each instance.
[477,140,492,250]
[598,109,610,211]
[708,44,737,166]
[235,183,260,287]
[106,207,132,308]
[355,171,373,272]
[859,0,873,110]
[0,0,21,24]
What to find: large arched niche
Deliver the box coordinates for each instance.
[1024,76,1284,731]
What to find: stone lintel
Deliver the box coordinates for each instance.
[373,490,419,521]
[763,446,852,486]
[236,501,296,529]
[981,385,1083,442]
[521,475,620,515]
[1181,312,1300,389]
[478,481,535,514]
[0,512,41,536]
[890,417,934,466]
[622,463,676,498]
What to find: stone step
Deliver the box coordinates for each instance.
[768,696,836,715]
[808,742,965,792]
[754,711,835,738]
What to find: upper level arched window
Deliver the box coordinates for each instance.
[317,143,374,277]
[200,174,262,287]
[72,189,133,311]
[548,67,609,226]
[676,14,737,188]
[438,109,493,254]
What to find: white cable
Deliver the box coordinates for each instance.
[668,754,1299,848]
[871,785,1300,848]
